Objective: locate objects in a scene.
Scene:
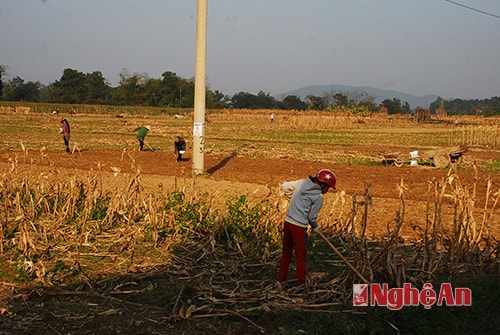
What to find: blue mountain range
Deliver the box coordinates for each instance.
[278,84,439,109]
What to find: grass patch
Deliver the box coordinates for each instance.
[485,160,500,172]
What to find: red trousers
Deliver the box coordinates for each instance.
[278,221,307,285]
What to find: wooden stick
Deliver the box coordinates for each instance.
[318,230,369,284]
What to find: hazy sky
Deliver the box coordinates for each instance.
[1,0,499,99]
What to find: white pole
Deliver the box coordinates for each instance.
[192,0,207,174]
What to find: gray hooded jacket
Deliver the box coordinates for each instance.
[281,176,323,229]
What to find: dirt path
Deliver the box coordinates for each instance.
[2,148,498,197]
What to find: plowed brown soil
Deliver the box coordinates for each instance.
[1,147,499,240]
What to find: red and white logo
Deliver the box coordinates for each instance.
[353,284,368,306]
[353,283,472,310]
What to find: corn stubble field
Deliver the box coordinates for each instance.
[0,104,499,334]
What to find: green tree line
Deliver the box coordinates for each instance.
[430,96,500,116]
[0,65,498,114]
[0,65,404,112]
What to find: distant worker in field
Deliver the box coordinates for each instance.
[270,113,275,122]
[174,136,186,162]
[59,117,71,153]
[279,168,337,288]
[134,125,150,151]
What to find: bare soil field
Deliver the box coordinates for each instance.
[2,145,499,240]
[1,116,500,334]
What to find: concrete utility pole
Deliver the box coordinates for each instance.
[192,0,207,174]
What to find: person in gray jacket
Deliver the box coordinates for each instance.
[278,168,337,287]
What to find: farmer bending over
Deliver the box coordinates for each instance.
[174,136,186,162]
[134,125,150,151]
[279,169,336,287]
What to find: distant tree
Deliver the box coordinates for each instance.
[231,91,252,108]
[306,95,327,110]
[346,90,376,106]
[322,91,350,107]
[485,96,500,116]
[51,68,88,103]
[85,71,112,104]
[2,76,41,102]
[142,78,162,106]
[2,76,24,101]
[403,101,411,113]
[430,96,498,116]
[447,98,476,115]
[159,71,180,106]
[280,95,307,110]
[207,89,229,109]
[381,98,410,114]
[255,91,278,109]
[109,69,195,107]
[20,81,42,102]
[113,69,142,105]
[332,92,349,106]
[2,77,16,101]
[177,78,194,108]
[230,91,277,109]
[231,91,254,108]
[40,84,59,102]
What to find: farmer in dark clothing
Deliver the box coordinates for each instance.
[134,125,150,151]
[174,136,186,162]
[59,117,71,153]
